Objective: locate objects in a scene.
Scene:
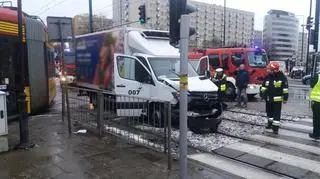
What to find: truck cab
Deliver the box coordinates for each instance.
[75,28,222,133]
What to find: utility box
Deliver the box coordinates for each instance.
[0,91,8,152]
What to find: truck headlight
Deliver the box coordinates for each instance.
[61,76,66,82]
[172,92,180,100]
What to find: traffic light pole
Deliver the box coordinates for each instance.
[301,25,305,64]
[223,0,226,46]
[88,0,93,33]
[312,0,319,76]
[17,0,33,149]
[179,14,190,179]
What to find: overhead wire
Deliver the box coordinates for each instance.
[36,0,72,15]
[30,0,59,14]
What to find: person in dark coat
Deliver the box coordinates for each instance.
[234,64,250,108]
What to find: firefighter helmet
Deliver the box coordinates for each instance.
[268,62,280,72]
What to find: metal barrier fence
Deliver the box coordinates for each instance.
[62,85,172,169]
[288,85,311,105]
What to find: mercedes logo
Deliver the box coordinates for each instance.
[203,93,209,102]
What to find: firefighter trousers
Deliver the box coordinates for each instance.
[312,101,320,137]
[266,101,282,123]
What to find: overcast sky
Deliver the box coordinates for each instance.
[8,0,316,30]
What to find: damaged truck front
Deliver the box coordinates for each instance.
[75,28,222,133]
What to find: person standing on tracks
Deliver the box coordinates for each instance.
[212,68,228,109]
[309,73,320,139]
[234,64,250,108]
[260,61,289,134]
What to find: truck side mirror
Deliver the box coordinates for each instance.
[144,75,153,84]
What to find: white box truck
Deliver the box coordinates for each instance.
[75,28,222,133]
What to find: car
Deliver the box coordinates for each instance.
[302,74,311,85]
[290,66,305,79]
[302,71,320,85]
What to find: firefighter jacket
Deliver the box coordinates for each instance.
[212,74,227,92]
[310,74,320,102]
[260,72,289,102]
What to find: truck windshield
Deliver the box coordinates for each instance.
[148,57,198,79]
[189,60,199,70]
[248,52,268,68]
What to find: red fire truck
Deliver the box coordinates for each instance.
[58,48,76,84]
[189,47,269,99]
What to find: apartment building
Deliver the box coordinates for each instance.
[113,0,255,48]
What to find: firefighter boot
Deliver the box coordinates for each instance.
[266,118,273,130]
[272,121,280,134]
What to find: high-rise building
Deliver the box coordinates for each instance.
[113,0,255,48]
[263,10,299,61]
[253,30,263,48]
[297,32,308,64]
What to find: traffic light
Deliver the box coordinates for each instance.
[138,5,146,24]
[306,16,314,30]
[169,0,198,47]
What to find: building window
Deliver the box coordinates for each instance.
[272,33,296,38]
[272,39,293,43]
[272,22,297,27]
[272,44,295,48]
[272,28,297,32]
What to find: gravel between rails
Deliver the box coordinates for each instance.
[224,109,312,122]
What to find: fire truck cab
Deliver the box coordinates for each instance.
[189,47,269,99]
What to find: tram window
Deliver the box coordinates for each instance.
[208,54,220,68]
[0,38,16,85]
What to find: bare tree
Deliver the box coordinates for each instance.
[73,14,113,35]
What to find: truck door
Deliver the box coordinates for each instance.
[114,54,154,116]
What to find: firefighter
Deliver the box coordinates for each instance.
[260,61,289,134]
[212,68,228,109]
[309,73,320,139]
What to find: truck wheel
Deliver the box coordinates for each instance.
[148,103,165,128]
[189,127,204,134]
[210,119,222,133]
[225,82,236,101]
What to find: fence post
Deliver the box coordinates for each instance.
[65,85,72,136]
[167,102,172,170]
[61,82,65,122]
[164,102,167,154]
[97,91,104,138]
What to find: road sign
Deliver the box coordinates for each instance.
[47,16,73,42]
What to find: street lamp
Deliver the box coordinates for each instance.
[301,24,307,64]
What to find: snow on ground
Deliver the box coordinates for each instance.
[136,125,240,152]
[221,111,266,125]
[218,120,264,138]
[223,109,311,123]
